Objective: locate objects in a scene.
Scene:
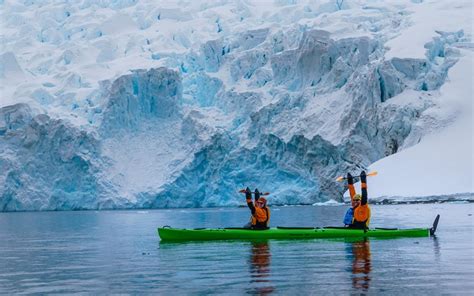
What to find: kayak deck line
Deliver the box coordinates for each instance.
[157,215,440,242]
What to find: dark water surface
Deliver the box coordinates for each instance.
[1,203,473,294]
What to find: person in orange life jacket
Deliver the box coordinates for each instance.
[343,184,363,226]
[239,187,270,229]
[343,171,371,229]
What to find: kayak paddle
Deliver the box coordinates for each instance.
[336,171,378,182]
[238,189,270,195]
[430,214,440,236]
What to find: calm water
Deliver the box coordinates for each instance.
[0,203,473,294]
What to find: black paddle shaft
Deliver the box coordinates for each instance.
[340,174,366,180]
[430,214,440,236]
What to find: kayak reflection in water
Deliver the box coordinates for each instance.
[239,187,271,229]
[349,238,371,291]
[248,241,274,295]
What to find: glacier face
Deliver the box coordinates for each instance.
[0,1,470,211]
[0,104,115,211]
[101,67,182,132]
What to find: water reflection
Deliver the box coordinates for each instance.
[433,236,440,260]
[348,239,371,292]
[248,241,274,295]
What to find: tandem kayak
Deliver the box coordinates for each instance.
[158,215,440,242]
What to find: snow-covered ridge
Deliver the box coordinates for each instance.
[0,0,472,211]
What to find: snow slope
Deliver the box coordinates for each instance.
[368,50,473,198]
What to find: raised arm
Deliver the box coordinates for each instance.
[360,171,368,205]
[245,187,256,214]
[347,173,356,200]
[254,188,260,202]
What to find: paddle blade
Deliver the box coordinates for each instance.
[367,171,378,177]
[430,214,440,236]
[336,176,344,182]
[262,192,270,196]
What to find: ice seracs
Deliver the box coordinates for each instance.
[0,0,472,211]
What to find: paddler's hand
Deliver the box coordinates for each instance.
[245,187,252,199]
[360,171,367,183]
[347,173,354,185]
[254,188,260,199]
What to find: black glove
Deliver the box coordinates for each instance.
[245,187,252,200]
[254,188,260,200]
[347,173,354,185]
[360,171,367,183]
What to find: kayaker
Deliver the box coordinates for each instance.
[344,171,371,229]
[240,187,270,230]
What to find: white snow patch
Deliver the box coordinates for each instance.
[101,121,194,200]
[312,199,344,206]
[385,0,473,59]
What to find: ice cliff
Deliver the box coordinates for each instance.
[0,0,471,211]
[0,103,114,210]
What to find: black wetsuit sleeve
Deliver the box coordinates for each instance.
[247,200,256,215]
[361,182,368,205]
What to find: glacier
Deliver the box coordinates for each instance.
[0,0,472,211]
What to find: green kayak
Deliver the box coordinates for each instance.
[158,215,439,241]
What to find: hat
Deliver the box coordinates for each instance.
[257,197,267,204]
[353,194,361,201]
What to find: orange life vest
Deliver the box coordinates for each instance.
[353,204,371,227]
[250,207,270,228]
